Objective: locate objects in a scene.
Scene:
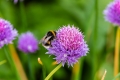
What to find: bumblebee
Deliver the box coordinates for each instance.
[40,30,56,49]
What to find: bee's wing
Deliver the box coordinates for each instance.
[39,36,52,44]
[41,36,52,49]
[39,36,45,44]
[43,36,52,43]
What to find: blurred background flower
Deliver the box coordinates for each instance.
[14,0,24,4]
[104,0,120,78]
[103,0,120,26]
[18,32,38,53]
[0,18,18,48]
[14,0,18,4]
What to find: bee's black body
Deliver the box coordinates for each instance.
[40,30,56,48]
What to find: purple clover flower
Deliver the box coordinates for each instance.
[103,0,120,26]
[18,32,38,53]
[46,25,89,67]
[0,18,18,48]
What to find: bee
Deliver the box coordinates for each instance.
[39,30,56,49]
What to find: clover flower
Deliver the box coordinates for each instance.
[0,18,18,48]
[103,0,120,26]
[46,25,89,67]
[18,32,38,53]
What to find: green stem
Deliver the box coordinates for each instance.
[28,55,35,80]
[3,46,12,65]
[19,1,27,32]
[45,63,62,80]
[42,65,46,80]
[3,46,20,80]
[93,0,98,79]
[94,0,98,42]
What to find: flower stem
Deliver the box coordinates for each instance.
[19,1,27,32]
[42,65,46,79]
[3,45,20,80]
[114,27,120,77]
[45,63,62,80]
[8,44,28,80]
[94,0,98,42]
[28,55,35,80]
[3,46,12,65]
[92,0,98,79]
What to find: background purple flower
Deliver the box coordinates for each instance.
[18,32,38,53]
[0,18,18,48]
[103,0,120,26]
[14,0,18,4]
[47,25,89,67]
[14,0,23,4]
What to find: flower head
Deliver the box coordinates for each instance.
[0,18,18,48]
[103,0,120,26]
[18,32,38,53]
[46,25,89,67]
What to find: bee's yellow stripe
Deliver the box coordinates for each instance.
[50,30,56,37]
[47,41,50,44]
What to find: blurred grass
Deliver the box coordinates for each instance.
[0,0,117,80]
[8,44,27,80]
[0,60,6,65]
